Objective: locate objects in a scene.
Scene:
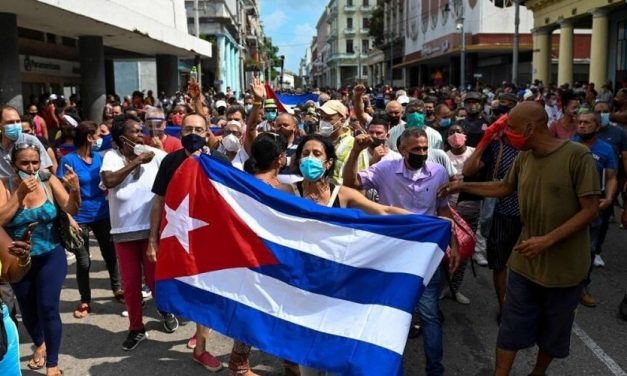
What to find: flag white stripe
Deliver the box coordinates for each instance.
[210,179,444,284]
[177,268,411,354]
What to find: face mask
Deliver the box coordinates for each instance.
[456,116,466,122]
[497,104,511,115]
[577,132,596,141]
[318,118,344,137]
[425,110,435,117]
[265,110,278,122]
[3,122,22,141]
[171,113,184,125]
[600,112,610,126]
[92,137,103,151]
[244,104,253,114]
[388,116,400,126]
[447,133,467,149]
[406,153,427,170]
[439,118,452,128]
[17,169,39,181]
[406,112,425,128]
[182,133,206,153]
[370,137,386,148]
[299,156,326,181]
[222,133,241,152]
[133,144,147,156]
[504,127,528,150]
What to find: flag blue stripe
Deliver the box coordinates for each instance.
[253,239,424,313]
[196,155,451,251]
[156,279,404,376]
[275,93,319,106]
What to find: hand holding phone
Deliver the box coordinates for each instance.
[21,222,39,242]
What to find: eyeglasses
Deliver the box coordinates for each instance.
[14,143,39,151]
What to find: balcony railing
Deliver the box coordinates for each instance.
[344,4,356,12]
[344,27,356,35]
[360,28,370,34]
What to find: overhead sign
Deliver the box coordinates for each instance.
[20,55,80,77]
[422,40,451,57]
[473,73,483,78]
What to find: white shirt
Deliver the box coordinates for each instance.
[100,146,166,235]
[360,147,402,167]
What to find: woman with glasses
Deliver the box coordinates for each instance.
[58,121,124,319]
[0,143,80,376]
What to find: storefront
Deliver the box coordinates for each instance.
[20,54,80,106]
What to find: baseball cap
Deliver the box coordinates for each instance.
[318,100,348,117]
[464,92,483,102]
[49,94,58,101]
[397,95,410,105]
[498,93,519,103]
[215,100,227,109]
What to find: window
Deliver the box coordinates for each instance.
[62,37,76,48]
[18,27,45,41]
[363,17,370,29]
[363,0,369,6]
[361,39,369,53]
[347,17,353,29]
[347,0,353,6]
[46,33,57,44]
[346,39,354,54]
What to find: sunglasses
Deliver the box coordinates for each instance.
[14,143,39,151]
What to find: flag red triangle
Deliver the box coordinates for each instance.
[264,83,288,113]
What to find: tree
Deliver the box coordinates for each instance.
[368,0,385,46]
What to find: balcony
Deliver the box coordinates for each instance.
[344,27,356,36]
[360,28,369,34]
[330,6,338,16]
[328,27,338,41]
[360,4,374,12]
[344,4,356,13]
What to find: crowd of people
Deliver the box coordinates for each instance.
[0,75,626,376]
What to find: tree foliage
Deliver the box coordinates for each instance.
[368,0,385,46]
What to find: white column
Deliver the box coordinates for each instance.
[557,21,574,86]
[589,9,609,86]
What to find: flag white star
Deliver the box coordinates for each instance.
[160,194,209,253]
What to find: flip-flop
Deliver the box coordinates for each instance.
[73,303,90,319]
[27,354,46,370]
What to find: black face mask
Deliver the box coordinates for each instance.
[406,153,428,170]
[497,104,511,115]
[425,110,435,117]
[577,132,596,141]
[182,133,206,153]
[388,116,400,126]
[371,137,386,148]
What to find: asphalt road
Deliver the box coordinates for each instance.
[17,214,627,376]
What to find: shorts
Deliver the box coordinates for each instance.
[496,270,582,358]
[487,213,522,270]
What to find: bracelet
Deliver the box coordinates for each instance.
[18,256,31,267]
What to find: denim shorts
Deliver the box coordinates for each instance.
[496,270,582,358]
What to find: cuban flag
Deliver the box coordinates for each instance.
[265,83,319,114]
[155,154,451,375]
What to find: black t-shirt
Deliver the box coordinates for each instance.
[152,148,231,197]
[461,116,489,148]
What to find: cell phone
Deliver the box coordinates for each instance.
[22,222,39,241]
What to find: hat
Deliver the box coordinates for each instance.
[498,93,518,103]
[464,92,483,102]
[49,94,58,101]
[264,99,278,109]
[397,95,410,105]
[318,100,348,117]
[215,100,227,109]
[62,114,78,127]
[523,89,534,100]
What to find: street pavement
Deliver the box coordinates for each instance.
[17,211,627,376]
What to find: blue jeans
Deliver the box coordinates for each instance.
[0,304,20,375]
[417,266,444,376]
[584,217,603,286]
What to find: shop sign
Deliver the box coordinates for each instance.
[422,39,450,57]
[20,55,80,77]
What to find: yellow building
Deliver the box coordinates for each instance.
[524,0,627,87]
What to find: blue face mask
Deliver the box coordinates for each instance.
[299,156,326,181]
[406,112,425,128]
[3,122,22,141]
[265,110,278,122]
[17,169,39,181]
[600,112,610,127]
[439,118,452,128]
[92,137,104,151]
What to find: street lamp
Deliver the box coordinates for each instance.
[279,55,285,90]
[457,14,465,89]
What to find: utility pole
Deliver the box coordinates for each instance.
[512,0,520,85]
[280,55,285,90]
[389,32,394,85]
[193,0,202,89]
[458,2,465,89]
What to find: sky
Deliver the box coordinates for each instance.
[259,0,328,74]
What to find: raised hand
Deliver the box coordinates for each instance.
[251,77,265,101]
[62,164,80,192]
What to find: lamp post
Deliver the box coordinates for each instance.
[512,0,520,85]
[193,0,202,88]
[457,11,465,89]
[280,55,285,90]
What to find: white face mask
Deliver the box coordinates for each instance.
[318,118,346,137]
[133,143,148,156]
[222,133,241,152]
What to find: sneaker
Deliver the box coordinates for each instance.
[122,329,147,351]
[121,310,128,317]
[580,288,597,308]
[162,313,179,333]
[187,335,197,349]
[593,255,605,267]
[472,252,488,266]
[192,350,223,372]
[408,323,422,339]
[454,292,471,305]
[141,285,152,299]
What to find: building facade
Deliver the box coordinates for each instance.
[310,0,374,89]
[0,0,212,120]
[524,0,627,88]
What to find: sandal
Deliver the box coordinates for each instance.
[192,351,223,372]
[73,303,90,319]
[47,370,64,376]
[27,354,46,370]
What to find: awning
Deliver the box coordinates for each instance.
[394,43,533,69]
[0,0,212,58]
